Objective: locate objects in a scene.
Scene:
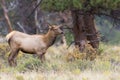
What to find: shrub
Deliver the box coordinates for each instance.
[16,55,42,71]
[66,43,97,62]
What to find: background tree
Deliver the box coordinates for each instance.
[16,0,37,34]
[0,0,44,34]
[0,0,13,32]
[41,0,120,50]
[0,0,119,50]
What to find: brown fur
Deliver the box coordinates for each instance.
[6,25,63,67]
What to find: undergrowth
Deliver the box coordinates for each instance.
[0,42,120,72]
[0,42,120,80]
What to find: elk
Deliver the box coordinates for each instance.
[6,25,63,66]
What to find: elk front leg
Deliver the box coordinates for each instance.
[37,51,46,63]
[41,53,46,62]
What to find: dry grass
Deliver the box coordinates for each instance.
[0,43,120,80]
[0,70,120,80]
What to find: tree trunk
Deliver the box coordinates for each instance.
[1,0,13,33]
[84,14,99,48]
[71,10,99,51]
[72,10,87,52]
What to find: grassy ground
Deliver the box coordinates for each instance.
[0,42,120,80]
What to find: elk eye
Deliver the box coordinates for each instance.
[53,28,57,30]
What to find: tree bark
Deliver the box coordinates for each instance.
[71,10,99,51]
[84,14,99,48]
[1,0,13,32]
[72,10,87,52]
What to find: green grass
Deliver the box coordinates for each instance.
[0,42,120,80]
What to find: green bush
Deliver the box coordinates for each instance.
[65,31,74,46]
[16,55,42,71]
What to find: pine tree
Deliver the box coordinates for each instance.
[41,0,120,50]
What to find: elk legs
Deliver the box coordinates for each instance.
[8,49,19,67]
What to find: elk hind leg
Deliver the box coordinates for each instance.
[8,49,19,67]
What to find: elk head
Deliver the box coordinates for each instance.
[49,24,63,35]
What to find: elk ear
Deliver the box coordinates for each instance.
[49,25,52,29]
[49,25,54,30]
[48,23,53,29]
[57,24,62,28]
[47,23,53,29]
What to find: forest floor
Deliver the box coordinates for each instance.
[0,38,120,80]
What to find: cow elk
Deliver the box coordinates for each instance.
[6,24,63,66]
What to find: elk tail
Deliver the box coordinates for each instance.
[6,31,15,44]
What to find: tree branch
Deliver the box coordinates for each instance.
[27,0,43,18]
[95,12,120,21]
[0,0,13,32]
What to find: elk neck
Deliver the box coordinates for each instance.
[43,30,57,47]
